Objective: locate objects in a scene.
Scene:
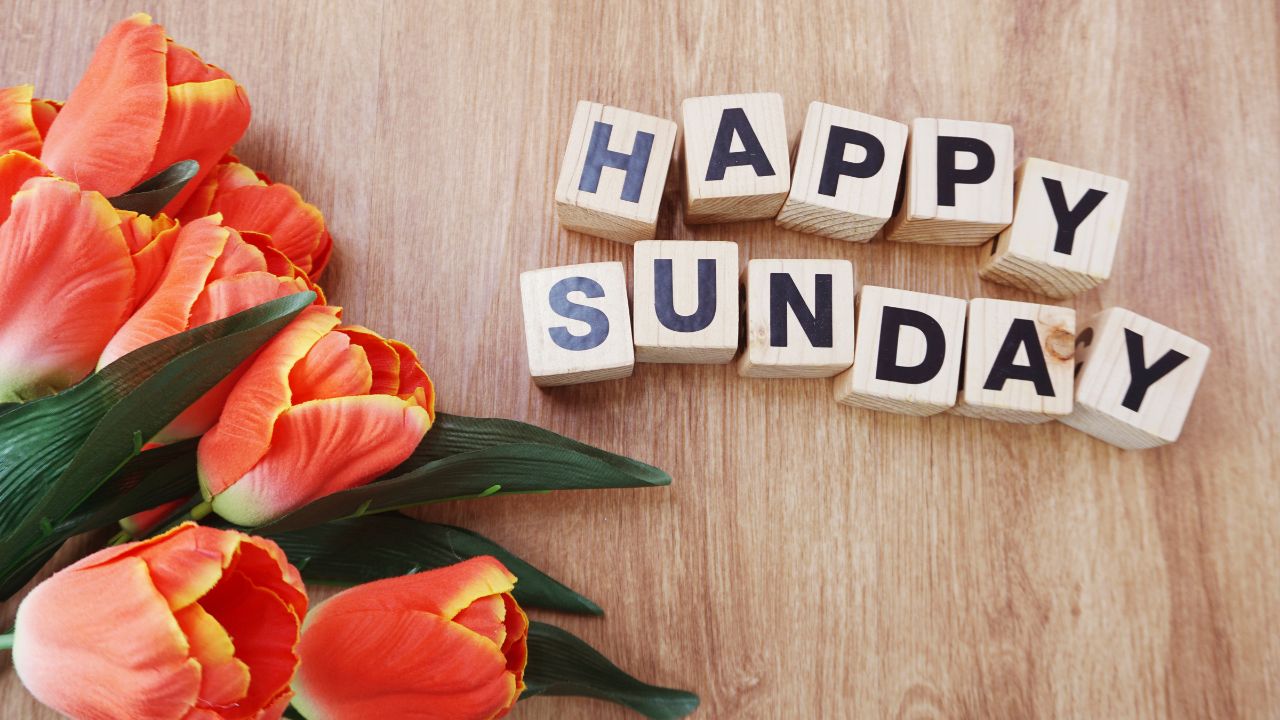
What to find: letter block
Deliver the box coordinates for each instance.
[884,118,1014,246]
[681,93,791,224]
[953,298,1076,423]
[520,262,634,387]
[554,101,677,244]
[980,158,1130,298]
[632,240,739,364]
[738,259,855,378]
[1060,308,1210,449]
[834,286,967,415]
[775,102,908,242]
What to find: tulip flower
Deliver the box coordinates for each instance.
[12,523,308,720]
[40,13,250,215]
[0,84,59,157]
[292,556,528,720]
[197,306,435,525]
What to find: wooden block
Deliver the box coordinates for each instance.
[1059,307,1210,449]
[737,259,855,378]
[953,298,1076,423]
[681,93,790,224]
[632,240,739,364]
[775,102,908,242]
[980,158,1130,298]
[883,118,1014,246]
[554,101,677,243]
[833,286,967,415]
[520,262,634,386]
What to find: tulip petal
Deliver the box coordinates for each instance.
[339,327,402,395]
[125,523,242,611]
[175,602,252,708]
[453,595,508,648]
[189,273,311,328]
[211,182,326,273]
[30,98,59,139]
[208,229,269,280]
[0,85,44,156]
[315,557,516,622]
[165,40,231,85]
[389,338,436,418]
[151,79,251,215]
[499,593,528,685]
[40,13,167,195]
[234,537,309,617]
[0,149,51,225]
[289,331,373,404]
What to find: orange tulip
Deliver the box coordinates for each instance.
[197,306,435,525]
[12,523,307,720]
[292,556,528,720]
[0,84,59,157]
[40,13,250,215]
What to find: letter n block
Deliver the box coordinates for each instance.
[775,102,908,242]
[632,240,739,363]
[554,101,677,243]
[953,299,1076,423]
[834,286,967,415]
[738,259,855,378]
[520,262,634,386]
[980,158,1129,298]
[883,118,1014,246]
[681,93,791,224]
[1060,308,1210,449]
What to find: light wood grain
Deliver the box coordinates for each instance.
[2,0,1279,718]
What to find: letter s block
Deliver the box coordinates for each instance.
[520,262,634,386]
[834,286,967,415]
[738,259,855,378]
[681,93,791,224]
[1060,308,1210,449]
[632,240,739,364]
[980,158,1129,298]
[554,101,677,244]
[775,102,908,242]
[884,118,1014,246]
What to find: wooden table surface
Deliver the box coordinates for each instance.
[2,1,1278,718]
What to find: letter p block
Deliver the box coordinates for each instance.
[520,262,634,386]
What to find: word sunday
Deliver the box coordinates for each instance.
[520,95,1210,450]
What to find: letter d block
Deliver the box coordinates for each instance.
[555,101,677,244]
[738,259,855,378]
[953,299,1076,423]
[681,93,791,224]
[633,240,739,363]
[884,118,1014,246]
[834,286,967,415]
[1060,308,1210,449]
[980,158,1129,298]
[520,262,634,386]
[775,102,908,242]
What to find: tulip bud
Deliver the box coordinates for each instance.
[13,523,308,720]
[292,556,528,720]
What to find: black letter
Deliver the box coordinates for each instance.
[876,307,946,384]
[983,318,1055,396]
[1121,328,1189,411]
[577,121,654,203]
[654,258,717,332]
[705,108,775,181]
[937,136,995,206]
[769,273,832,348]
[1042,178,1108,254]
[818,125,885,196]
[547,277,610,351]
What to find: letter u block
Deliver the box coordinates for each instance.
[681,93,791,224]
[883,118,1014,246]
[775,102,908,242]
[1060,307,1210,449]
[554,101,677,244]
[632,241,739,363]
[738,259,855,378]
[520,262,634,386]
[834,286,967,415]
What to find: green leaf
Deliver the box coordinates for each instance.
[522,622,699,719]
[264,514,602,615]
[106,160,200,216]
[0,403,17,417]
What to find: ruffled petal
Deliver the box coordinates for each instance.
[0,149,51,225]
[389,338,436,418]
[288,331,373,404]
[165,39,231,85]
[0,85,44,156]
[151,78,251,215]
[339,326,402,395]
[188,273,311,328]
[174,602,251,709]
[210,182,326,274]
[453,595,508,647]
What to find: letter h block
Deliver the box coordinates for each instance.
[738,259,855,378]
[555,101,677,244]
[632,241,739,363]
[681,93,791,224]
[520,262,635,386]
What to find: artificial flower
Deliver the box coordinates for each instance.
[0,84,58,157]
[12,523,307,720]
[292,556,528,720]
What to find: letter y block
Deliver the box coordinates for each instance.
[520,262,634,386]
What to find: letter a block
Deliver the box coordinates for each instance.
[738,259,855,378]
[632,240,739,363]
[555,101,677,243]
[884,118,1014,246]
[834,286,967,415]
[681,93,791,224]
[953,299,1076,423]
[1060,308,1210,449]
[520,262,634,387]
[980,158,1130,298]
[775,102,908,242]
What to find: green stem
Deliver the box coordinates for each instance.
[0,633,14,651]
